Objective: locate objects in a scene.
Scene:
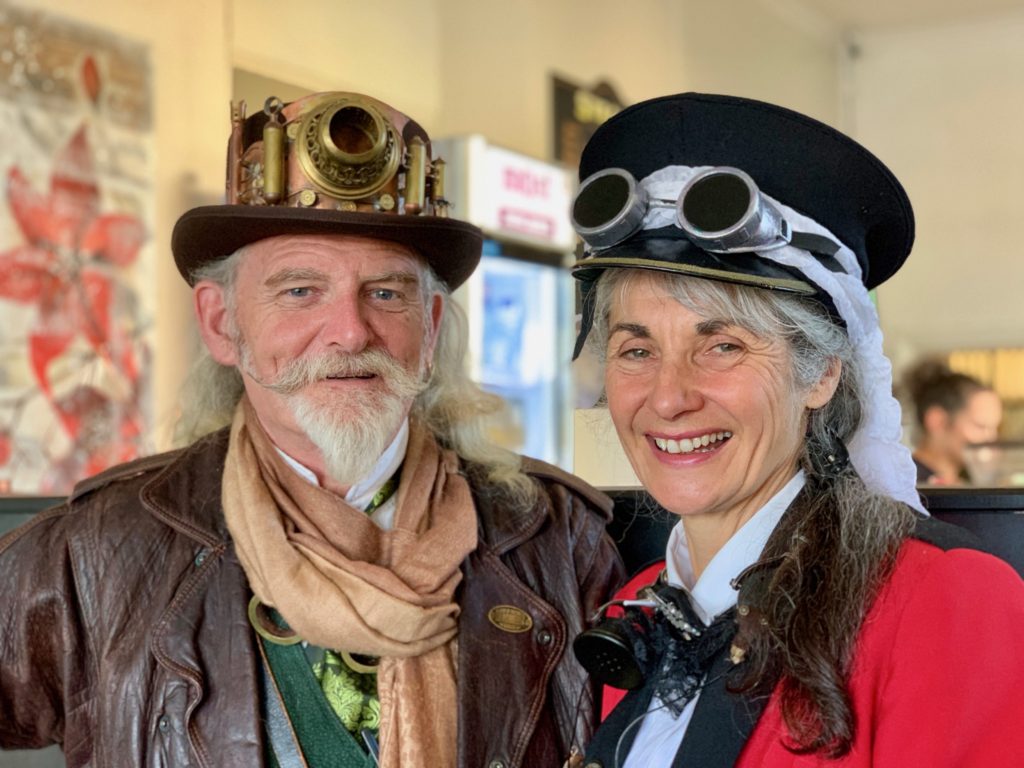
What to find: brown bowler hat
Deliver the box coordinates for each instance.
[172,91,482,289]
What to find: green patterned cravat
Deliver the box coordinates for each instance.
[308,468,402,740]
[312,649,380,735]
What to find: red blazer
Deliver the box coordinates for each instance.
[603,539,1024,766]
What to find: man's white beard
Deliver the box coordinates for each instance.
[240,345,427,488]
[290,385,409,488]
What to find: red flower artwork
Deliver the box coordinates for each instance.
[0,108,150,491]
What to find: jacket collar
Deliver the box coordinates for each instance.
[140,428,233,547]
[137,427,574,560]
[134,428,569,561]
[468,455,614,557]
[465,464,548,557]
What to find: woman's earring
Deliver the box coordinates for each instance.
[807,425,851,480]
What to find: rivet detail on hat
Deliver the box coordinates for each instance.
[298,189,317,207]
[378,193,395,211]
[339,201,357,212]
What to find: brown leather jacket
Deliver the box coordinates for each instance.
[0,428,624,767]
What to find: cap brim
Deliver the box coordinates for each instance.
[573,235,818,296]
[172,205,483,289]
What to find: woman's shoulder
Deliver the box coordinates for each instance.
[866,531,1024,646]
[844,527,1024,763]
[894,523,1021,592]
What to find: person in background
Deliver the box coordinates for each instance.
[0,90,624,768]
[565,92,1024,767]
[903,358,1003,484]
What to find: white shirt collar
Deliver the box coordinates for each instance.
[664,470,805,624]
[275,419,410,529]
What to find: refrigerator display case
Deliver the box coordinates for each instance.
[434,136,576,468]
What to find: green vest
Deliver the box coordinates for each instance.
[258,633,378,768]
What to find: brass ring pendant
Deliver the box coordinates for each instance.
[248,595,302,646]
[341,650,380,675]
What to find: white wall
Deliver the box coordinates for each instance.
[433,0,839,158]
[847,11,1024,369]
[229,0,842,161]
[230,0,445,132]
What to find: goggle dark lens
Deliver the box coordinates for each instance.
[573,172,632,229]
[681,172,752,233]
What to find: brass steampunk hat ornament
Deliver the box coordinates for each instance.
[172,91,483,289]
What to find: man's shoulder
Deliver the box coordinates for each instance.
[461,455,615,552]
[68,449,182,503]
[519,456,614,517]
[68,428,230,505]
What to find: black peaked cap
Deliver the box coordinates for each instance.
[577,92,914,289]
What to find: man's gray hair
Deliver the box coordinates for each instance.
[176,244,537,508]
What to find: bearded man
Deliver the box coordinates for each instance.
[0,91,624,768]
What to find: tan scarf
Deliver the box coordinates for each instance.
[222,397,477,768]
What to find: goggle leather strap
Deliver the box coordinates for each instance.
[573,281,598,361]
[790,231,841,258]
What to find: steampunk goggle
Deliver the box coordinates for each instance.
[571,166,839,257]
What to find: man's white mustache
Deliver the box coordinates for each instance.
[262,349,425,399]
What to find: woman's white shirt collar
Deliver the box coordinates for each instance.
[665,470,805,624]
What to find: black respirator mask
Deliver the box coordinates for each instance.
[572,579,709,691]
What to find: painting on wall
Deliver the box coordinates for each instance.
[0,2,153,495]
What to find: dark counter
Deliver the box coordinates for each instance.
[605,487,1024,577]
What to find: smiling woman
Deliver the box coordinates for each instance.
[595,270,842,568]
[568,92,1024,768]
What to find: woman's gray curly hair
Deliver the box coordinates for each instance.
[175,245,537,509]
[588,268,916,757]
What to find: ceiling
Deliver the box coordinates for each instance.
[791,0,1024,32]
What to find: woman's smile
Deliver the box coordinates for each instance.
[650,430,733,456]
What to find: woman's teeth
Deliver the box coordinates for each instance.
[653,431,732,455]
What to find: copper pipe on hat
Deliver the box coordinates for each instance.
[226,100,246,204]
[404,136,427,214]
[261,98,286,204]
[431,157,448,218]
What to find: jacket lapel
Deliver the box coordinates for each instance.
[581,681,657,766]
[144,430,264,766]
[583,647,768,767]
[671,650,768,767]
[456,474,569,768]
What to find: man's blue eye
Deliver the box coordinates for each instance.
[287,287,310,297]
[373,289,397,300]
